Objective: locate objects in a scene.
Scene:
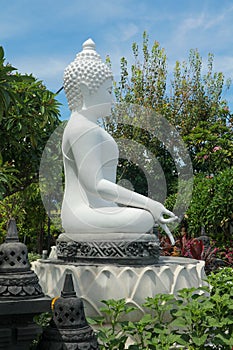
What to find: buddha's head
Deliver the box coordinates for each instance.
[64,39,113,112]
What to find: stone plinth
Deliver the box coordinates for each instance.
[0,298,51,350]
[0,218,51,350]
[56,232,160,265]
[32,256,206,321]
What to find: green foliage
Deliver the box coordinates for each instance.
[183,118,233,174]
[0,46,61,200]
[107,32,232,241]
[186,167,233,239]
[0,46,35,196]
[34,312,52,328]
[88,299,137,350]
[168,50,231,138]
[208,267,233,295]
[0,73,61,199]
[89,268,233,350]
[0,46,22,118]
[114,31,167,110]
[28,251,41,262]
[0,182,60,252]
[106,32,177,195]
[30,312,52,349]
[0,157,19,200]
[0,46,61,253]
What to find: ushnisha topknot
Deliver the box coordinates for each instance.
[64,38,113,111]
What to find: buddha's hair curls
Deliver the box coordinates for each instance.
[64,39,113,111]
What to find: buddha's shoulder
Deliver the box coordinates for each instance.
[64,120,104,142]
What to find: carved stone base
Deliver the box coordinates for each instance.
[0,270,44,299]
[37,326,99,350]
[32,257,206,322]
[56,233,160,265]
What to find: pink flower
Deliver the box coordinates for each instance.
[213,146,222,152]
[203,154,209,160]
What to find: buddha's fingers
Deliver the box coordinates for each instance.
[159,223,175,246]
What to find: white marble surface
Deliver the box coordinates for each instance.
[61,38,177,244]
[32,257,206,321]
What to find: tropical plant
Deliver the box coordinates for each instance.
[0,46,61,252]
[89,268,233,349]
[186,168,233,240]
[217,245,233,267]
[109,31,231,188]
[0,46,22,117]
[159,233,219,274]
[0,73,61,198]
[0,158,19,200]
[88,299,136,350]
[106,32,232,243]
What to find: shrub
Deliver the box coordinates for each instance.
[89,267,233,349]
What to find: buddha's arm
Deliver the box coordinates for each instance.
[97,177,175,217]
[97,179,176,244]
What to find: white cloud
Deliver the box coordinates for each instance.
[180,12,206,33]
[174,4,233,49]
[105,22,139,44]
[120,23,139,42]
[11,55,70,91]
[178,10,227,34]
[213,55,233,79]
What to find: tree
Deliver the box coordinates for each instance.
[186,168,233,240]
[105,32,177,197]
[0,46,61,251]
[0,74,61,199]
[113,32,167,110]
[0,46,20,118]
[167,49,232,174]
[0,46,29,195]
[107,31,233,238]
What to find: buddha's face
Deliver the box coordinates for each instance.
[84,78,113,108]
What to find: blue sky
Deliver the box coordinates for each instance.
[1,0,233,119]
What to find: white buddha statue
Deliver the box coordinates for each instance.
[61,39,177,245]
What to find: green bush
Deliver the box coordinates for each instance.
[165,167,233,242]
[186,168,233,240]
[89,267,233,349]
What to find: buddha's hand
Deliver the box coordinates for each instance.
[148,200,177,223]
[147,200,178,245]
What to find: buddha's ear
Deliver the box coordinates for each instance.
[79,82,90,99]
[79,82,91,109]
